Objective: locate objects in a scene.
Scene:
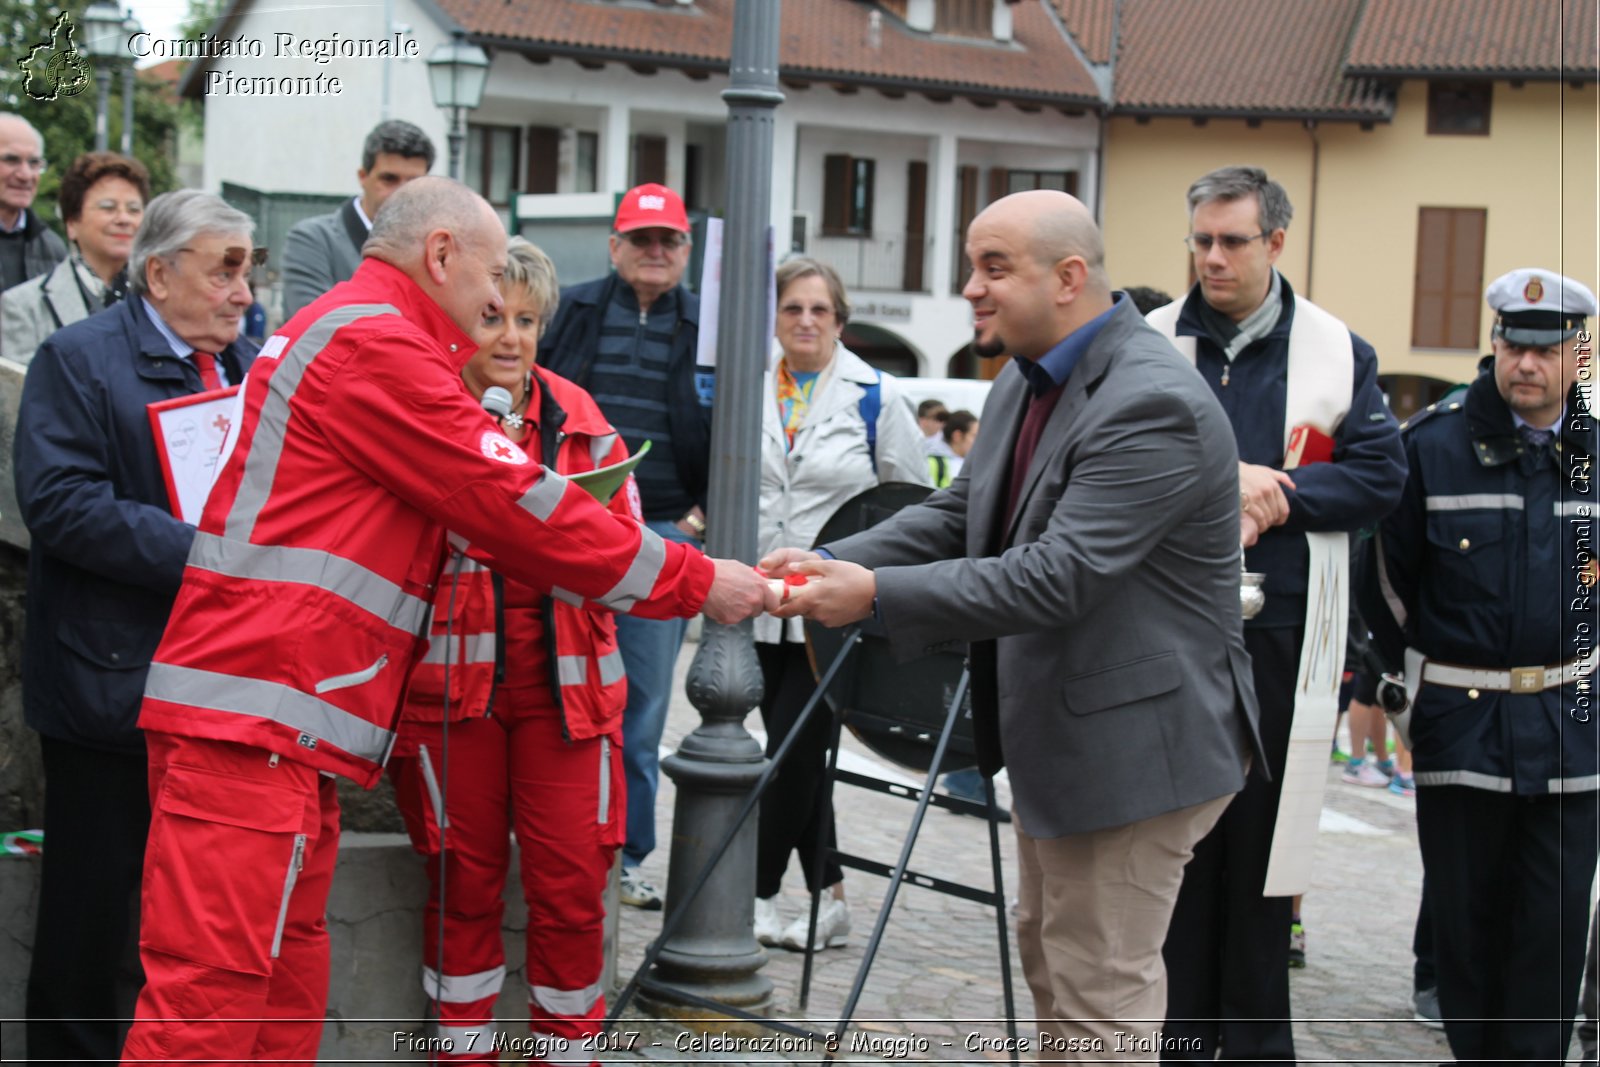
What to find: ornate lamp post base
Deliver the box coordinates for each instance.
[641,621,772,1020]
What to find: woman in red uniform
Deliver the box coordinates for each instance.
[388,237,633,1065]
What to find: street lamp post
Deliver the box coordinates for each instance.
[83,1,125,153]
[644,0,784,1020]
[425,30,489,182]
[121,11,141,156]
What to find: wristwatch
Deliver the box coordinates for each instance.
[682,511,706,536]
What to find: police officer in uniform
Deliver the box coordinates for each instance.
[1362,267,1599,1067]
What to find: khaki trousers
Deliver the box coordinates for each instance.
[1015,792,1234,1062]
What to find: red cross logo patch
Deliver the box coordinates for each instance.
[479,431,529,465]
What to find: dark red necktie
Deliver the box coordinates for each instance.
[193,352,221,391]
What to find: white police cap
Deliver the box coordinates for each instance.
[1485,268,1597,346]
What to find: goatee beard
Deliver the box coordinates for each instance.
[973,333,1006,359]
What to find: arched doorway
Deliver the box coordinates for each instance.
[842,322,921,378]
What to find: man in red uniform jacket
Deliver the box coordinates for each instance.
[120,178,772,1065]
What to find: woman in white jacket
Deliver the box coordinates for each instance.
[753,257,929,951]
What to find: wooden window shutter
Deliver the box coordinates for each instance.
[1412,207,1486,349]
[525,126,561,194]
[631,134,667,186]
[987,166,1007,206]
[823,154,850,235]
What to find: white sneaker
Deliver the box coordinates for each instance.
[619,868,663,910]
[754,896,783,946]
[1341,760,1390,788]
[780,897,851,952]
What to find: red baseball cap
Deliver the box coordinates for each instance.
[614,183,690,235]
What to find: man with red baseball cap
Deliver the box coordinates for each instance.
[538,183,707,910]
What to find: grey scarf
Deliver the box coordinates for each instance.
[1199,269,1284,363]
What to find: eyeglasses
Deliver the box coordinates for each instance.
[1185,232,1270,254]
[622,231,687,251]
[176,246,267,269]
[90,198,144,216]
[778,302,835,320]
[173,246,269,287]
[0,154,46,172]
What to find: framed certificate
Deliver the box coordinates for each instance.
[147,385,243,524]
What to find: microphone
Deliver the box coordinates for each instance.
[481,386,513,422]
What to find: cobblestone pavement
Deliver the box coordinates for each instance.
[596,645,1500,1064]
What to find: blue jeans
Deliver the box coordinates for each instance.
[616,519,695,869]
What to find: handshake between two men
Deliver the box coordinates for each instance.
[698,552,875,628]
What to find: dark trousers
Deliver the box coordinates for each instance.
[1412,877,1435,993]
[1416,784,1598,1067]
[755,640,842,899]
[1163,625,1298,1064]
[26,734,150,1066]
[1580,901,1599,1064]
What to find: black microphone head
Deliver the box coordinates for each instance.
[481,386,513,420]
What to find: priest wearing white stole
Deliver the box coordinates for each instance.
[1146,166,1405,1064]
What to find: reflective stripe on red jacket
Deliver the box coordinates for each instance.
[138,259,712,786]
[401,369,634,743]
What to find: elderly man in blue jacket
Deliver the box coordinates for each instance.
[12,189,258,1064]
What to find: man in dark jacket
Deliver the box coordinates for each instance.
[1361,268,1598,1067]
[537,183,710,910]
[12,189,258,1065]
[0,113,66,292]
[280,119,433,317]
[1147,165,1406,1064]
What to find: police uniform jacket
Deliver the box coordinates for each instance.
[1362,361,1597,795]
[1173,277,1405,627]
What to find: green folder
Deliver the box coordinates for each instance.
[569,441,651,504]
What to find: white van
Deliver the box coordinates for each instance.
[895,376,995,418]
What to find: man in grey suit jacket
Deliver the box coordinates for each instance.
[280,120,434,317]
[768,190,1261,1057]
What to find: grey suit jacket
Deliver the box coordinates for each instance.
[281,199,366,318]
[1,257,98,364]
[826,297,1262,838]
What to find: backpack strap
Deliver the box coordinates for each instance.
[858,367,883,475]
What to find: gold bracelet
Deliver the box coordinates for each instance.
[683,511,706,535]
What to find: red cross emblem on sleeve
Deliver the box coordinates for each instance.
[479,431,529,465]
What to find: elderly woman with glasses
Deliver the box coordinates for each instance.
[752,256,929,952]
[386,236,636,1066]
[2,151,150,363]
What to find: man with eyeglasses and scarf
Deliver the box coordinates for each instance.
[537,183,708,911]
[1146,165,1405,1064]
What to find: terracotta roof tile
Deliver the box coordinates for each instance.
[1111,0,1392,119]
[1347,0,1597,78]
[1054,0,1114,65]
[436,0,1101,105]
[781,0,1099,101]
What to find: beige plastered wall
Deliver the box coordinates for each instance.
[1101,79,1599,388]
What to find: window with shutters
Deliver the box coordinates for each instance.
[822,154,875,237]
[1006,170,1078,195]
[1427,81,1492,136]
[936,0,991,35]
[1412,207,1486,350]
[464,125,520,208]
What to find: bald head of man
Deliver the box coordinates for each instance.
[960,189,1112,361]
[363,176,508,334]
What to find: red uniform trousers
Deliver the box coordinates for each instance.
[388,686,623,1066]
[121,731,342,1065]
